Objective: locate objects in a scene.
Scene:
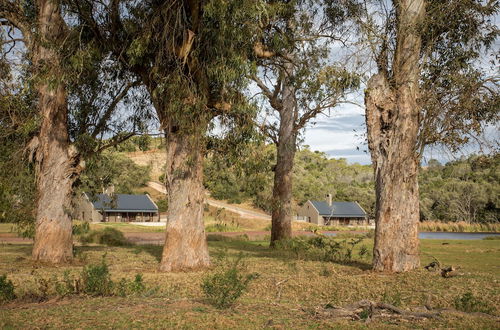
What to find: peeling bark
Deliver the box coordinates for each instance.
[31,0,79,263]
[364,0,425,272]
[159,122,210,272]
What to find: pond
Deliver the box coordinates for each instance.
[322,232,500,240]
[418,232,500,240]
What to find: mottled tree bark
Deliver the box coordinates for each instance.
[159,122,210,272]
[31,0,80,263]
[364,0,425,272]
[270,79,296,246]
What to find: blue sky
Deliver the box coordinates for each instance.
[302,102,370,164]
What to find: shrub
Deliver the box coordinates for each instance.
[275,235,365,263]
[80,227,130,246]
[156,199,168,212]
[201,255,258,309]
[81,258,114,296]
[454,292,493,314]
[116,274,146,297]
[72,221,90,236]
[0,274,16,304]
[483,235,500,240]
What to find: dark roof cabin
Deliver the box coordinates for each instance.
[75,193,159,222]
[297,194,368,226]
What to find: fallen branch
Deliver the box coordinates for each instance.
[315,300,441,321]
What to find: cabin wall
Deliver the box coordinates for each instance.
[297,201,323,225]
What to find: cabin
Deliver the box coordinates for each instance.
[74,193,159,222]
[297,194,368,226]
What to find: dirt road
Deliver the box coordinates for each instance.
[147,181,271,220]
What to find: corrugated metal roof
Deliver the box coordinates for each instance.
[87,193,158,212]
[310,201,366,217]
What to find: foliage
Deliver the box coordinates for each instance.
[79,227,130,247]
[156,199,168,212]
[77,151,151,195]
[0,275,16,304]
[275,235,365,263]
[205,146,499,223]
[454,292,493,314]
[420,155,500,222]
[72,221,90,236]
[81,258,114,296]
[201,254,258,309]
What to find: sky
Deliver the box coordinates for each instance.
[301,102,370,164]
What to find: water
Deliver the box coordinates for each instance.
[418,232,499,240]
[323,232,500,240]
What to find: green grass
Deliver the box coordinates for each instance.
[0,234,499,328]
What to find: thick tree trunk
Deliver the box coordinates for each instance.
[364,0,425,272]
[32,0,78,263]
[270,76,297,246]
[159,123,210,272]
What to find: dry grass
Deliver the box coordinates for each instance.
[0,229,499,328]
[419,221,500,233]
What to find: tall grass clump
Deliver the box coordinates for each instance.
[420,221,500,233]
[454,292,494,314]
[0,274,16,304]
[79,227,130,246]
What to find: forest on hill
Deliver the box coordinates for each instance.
[204,145,499,223]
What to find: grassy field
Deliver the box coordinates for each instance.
[0,225,499,329]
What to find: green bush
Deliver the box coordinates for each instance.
[72,221,90,236]
[201,256,258,309]
[81,258,114,296]
[454,292,493,314]
[116,274,146,297]
[156,199,168,212]
[483,235,500,240]
[80,227,130,246]
[275,235,365,263]
[0,274,16,304]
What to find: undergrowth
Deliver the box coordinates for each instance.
[79,227,130,246]
[275,235,369,263]
[201,253,258,309]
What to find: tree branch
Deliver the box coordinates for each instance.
[91,80,141,138]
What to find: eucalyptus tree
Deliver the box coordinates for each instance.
[251,0,360,244]
[362,0,499,272]
[0,0,146,263]
[67,0,261,271]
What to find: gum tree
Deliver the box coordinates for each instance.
[251,1,360,245]
[69,0,261,271]
[0,0,145,263]
[363,0,499,272]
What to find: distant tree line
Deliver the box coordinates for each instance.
[204,145,499,224]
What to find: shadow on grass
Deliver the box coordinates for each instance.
[129,244,163,262]
[208,240,372,271]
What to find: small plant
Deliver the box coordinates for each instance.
[319,266,332,277]
[0,274,16,304]
[79,227,130,246]
[454,292,493,314]
[72,221,90,236]
[382,290,402,307]
[81,257,114,296]
[201,255,258,309]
